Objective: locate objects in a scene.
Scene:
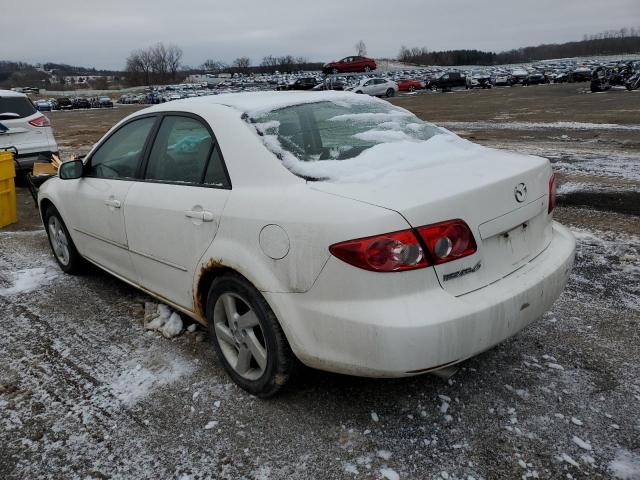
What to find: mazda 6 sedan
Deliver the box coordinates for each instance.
[39,91,575,397]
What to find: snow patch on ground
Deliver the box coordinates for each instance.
[0,266,61,296]
[440,121,640,131]
[609,449,640,479]
[569,227,640,309]
[108,352,195,406]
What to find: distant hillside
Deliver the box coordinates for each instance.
[399,33,640,66]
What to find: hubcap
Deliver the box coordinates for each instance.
[213,293,267,380]
[48,217,70,266]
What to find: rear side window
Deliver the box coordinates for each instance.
[89,116,155,179]
[145,116,213,184]
[0,96,37,118]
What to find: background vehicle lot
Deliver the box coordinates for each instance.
[1,84,639,479]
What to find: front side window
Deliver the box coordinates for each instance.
[89,116,155,179]
[145,116,213,184]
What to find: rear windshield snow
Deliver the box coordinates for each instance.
[249,100,442,180]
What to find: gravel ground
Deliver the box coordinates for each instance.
[1,85,639,480]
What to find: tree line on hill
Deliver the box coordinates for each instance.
[398,28,640,66]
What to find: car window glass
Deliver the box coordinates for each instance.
[89,116,155,179]
[0,96,37,118]
[203,144,230,188]
[145,116,212,184]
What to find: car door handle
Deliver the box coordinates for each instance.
[184,210,215,222]
[104,199,121,208]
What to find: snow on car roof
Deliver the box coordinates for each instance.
[174,91,384,116]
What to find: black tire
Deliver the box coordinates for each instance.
[355,90,363,94]
[364,66,371,72]
[386,88,395,97]
[332,68,339,74]
[44,206,84,274]
[206,273,297,398]
[408,85,415,92]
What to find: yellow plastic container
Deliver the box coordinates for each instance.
[0,151,17,228]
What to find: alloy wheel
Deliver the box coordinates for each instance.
[48,216,70,266]
[213,292,268,380]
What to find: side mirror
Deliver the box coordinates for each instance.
[59,159,84,180]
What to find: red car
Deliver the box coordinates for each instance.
[396,78,425,92]
[323,56,377,74]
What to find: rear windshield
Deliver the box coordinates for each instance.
[0,96,37,118]
[250,100,440,168]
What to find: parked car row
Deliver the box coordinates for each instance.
[590,61,639,92]
[33,96,114,111]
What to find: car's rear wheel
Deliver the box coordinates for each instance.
[332,68,339,74]
[386,88,395,97]
[44,206,84,273]
[206,273,297,397]
[364,66,371,72]
[408,85,415,92]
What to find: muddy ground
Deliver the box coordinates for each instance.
[1,84,639,480]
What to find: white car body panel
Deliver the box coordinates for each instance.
[123,182,230,309]
[57,177,137,280]
[265,222,574,376]
[38,91,575,378]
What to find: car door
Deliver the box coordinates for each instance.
[59,115,157,281]
[374,79,388,95]
[343,57,355,72]
[124,113,231,309]
[361,80,375,94]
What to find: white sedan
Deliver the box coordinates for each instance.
[40,92,575,397]
[349,78,399,97]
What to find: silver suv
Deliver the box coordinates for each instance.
[0,89,58,173]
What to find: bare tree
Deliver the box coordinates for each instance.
[232,56,251,74]
[355,40,367,56]
[124,42,183,86]
[166,44,183,81]
[201,59,228,73]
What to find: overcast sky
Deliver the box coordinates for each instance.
[2,0,639,69]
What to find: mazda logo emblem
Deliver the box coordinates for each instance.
[514,183,527,203]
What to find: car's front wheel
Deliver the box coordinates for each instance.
[386,88,395,97]
[44,206,84,273]
[206,273,297,397]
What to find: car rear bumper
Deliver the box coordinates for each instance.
[265,222,575,377]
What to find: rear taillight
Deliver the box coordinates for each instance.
[548,173,556,214]
[416,219,477,265]
[29,114,50,127]
[329,229,428,272]
[329,219,477,272]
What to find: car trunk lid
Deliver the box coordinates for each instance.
[311,135,554,295]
